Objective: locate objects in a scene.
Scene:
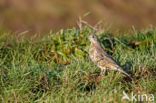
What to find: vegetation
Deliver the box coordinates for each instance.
[0,27,155,102]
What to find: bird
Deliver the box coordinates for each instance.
[88,34,131,78]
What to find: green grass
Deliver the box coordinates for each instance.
[0,27,156,103]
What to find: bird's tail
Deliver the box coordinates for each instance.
[117,66,132,78]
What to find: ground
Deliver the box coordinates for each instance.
[0,27,155,102]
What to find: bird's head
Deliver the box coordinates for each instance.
[88,34,99,44]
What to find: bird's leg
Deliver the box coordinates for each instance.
[100,68,107,75]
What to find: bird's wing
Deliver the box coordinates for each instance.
[96,46,117,64]
[95,46,131,78]
[95,46,124,69]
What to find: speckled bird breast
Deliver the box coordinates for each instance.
[89,43,101,63]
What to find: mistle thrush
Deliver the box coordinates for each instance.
[88,34,131,77]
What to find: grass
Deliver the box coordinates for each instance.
[0,26,156,103]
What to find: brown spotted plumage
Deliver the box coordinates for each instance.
[88,34,131,77]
